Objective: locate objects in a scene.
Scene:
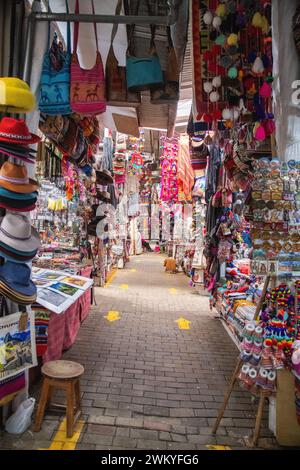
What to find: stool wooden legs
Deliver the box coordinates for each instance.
[34,377,51,432]
[34,377,82,438]
[66,382,74,438]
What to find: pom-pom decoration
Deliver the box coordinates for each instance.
[212,76,222,88]
[210,91,220,102]
[204,81,213,93]
[212,16,222,29]
[203,11,213,25]
[227,33,238,46]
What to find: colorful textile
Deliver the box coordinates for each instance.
[177,135,194,200]
[0,372,25,405]
[33,305,50,357]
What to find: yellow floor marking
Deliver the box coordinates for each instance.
[104,268,118,288]
[130,269,136,272]
[104,310,120,322]
[206,445,231,451]
[119,284,129,289]
[38,418,85,450]
[169,288,177,294]
[175,317,191,330]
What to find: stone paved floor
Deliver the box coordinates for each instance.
[0,253,280,450]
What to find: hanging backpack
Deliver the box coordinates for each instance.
[38,0,72,115]
[70,0,106,115]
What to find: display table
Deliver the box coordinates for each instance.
[33,265,93,363]
[42,288,91,363]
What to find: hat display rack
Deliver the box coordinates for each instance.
[0,77,41,311]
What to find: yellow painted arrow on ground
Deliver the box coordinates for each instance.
[169,288,177,294]
[104,310,121,322]
[119,284,129,289]
[206,445,231,450]
[175,317,191,330]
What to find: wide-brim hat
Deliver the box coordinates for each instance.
[0,261,37,297]
[0,187,38,200]
[96,169,113,185]
[0,244,36,261]
[0,280,37,305]
[0,240,37,257]
[0,149,35,164]
[0,213,41,252]
[96,203,109,217]
[0,116,40,144]
[0,196,37,208]
[0,161,38,193]
[0,78,36,114]
[0,201,36,212]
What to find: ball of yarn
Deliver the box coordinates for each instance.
[203,11,213,25]
[212,76,222,88]
[227,33,238,46]
[204,81,213,93]
[228,67,238,78]
[209,91,220,102]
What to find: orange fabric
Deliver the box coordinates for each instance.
[177,135,195,199]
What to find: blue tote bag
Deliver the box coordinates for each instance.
[38,0,71,115]
[126,0,164,92]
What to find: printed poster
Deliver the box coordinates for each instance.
[0,311,37,380]
[33,268,93,314]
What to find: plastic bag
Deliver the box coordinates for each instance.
[5,398,35,434]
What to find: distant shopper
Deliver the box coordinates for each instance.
[141,234,153,252]
[154,242,160,253]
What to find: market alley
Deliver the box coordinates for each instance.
[0,253,278,450]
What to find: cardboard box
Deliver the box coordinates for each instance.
[275,369,300,446]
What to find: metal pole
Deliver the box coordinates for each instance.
[31,12,177,25]
[23,13,36,84]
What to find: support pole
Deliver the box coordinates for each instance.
[30,12,177,26]
[23,13,36,84]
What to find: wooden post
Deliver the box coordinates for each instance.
[212,357,243,434]
[254,276,270,321]
[250,390,267,447]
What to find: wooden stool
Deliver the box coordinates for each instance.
[34,360,84,438]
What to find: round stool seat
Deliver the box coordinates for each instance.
[42,360,84,380]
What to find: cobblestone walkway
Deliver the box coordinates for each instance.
[0,253,279,450]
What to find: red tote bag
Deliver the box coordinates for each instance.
[70,0,106,115]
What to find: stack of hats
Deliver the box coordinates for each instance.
[0,117,39,164]
[0,162,38,211]
[0,117,40,211]
[87,204,107,237]
[0,214,40,304]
